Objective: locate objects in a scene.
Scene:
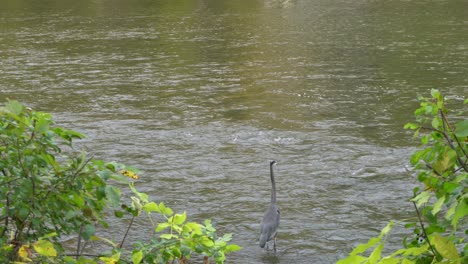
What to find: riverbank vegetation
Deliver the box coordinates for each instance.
[339,89,467,264]
[1,89,465,264]
[0,100,240,263]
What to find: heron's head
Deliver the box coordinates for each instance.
[270,160,277,166]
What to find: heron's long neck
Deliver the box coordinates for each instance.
[270,164,276,204]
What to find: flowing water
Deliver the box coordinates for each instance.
[1,0,467,263]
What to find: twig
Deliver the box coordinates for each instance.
[1,191,11,238]
[412,201,437,259]
[439,110,468,172]
[119,215,136,249]
[419,125,468,173]
[77,224,83,260]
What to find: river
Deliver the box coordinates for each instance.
[0,0,467,263]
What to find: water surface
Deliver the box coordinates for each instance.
[1,0,467,262]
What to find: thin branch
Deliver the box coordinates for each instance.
[119,215,136,249]
[76,224,83,260]
[1,191,11,238]
[439,110,468,172]
[71,155,95,181]
[425,163,442,177]
[420,124,468,173]
[412,201,437,259]
[42,155,94,201]
[27,119,36,143]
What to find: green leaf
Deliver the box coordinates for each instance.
[350,237,380,255]
[431,117,441,129]
[3,100,25,116]
[389,245,429,258]
[114,210,124,218]
[105,186,121,208]
[82,224,96,241]
[105,162,117,171]
[225,244,242,252]
[402,244,429,256]
[454,120,468,137]
[432,195,446,215]
[204,219,215,232]
[378,257,399,264]
[433,148,457,173]
[35,117,50,134]
[380,221,394,236]
[69,192,85,207]
[433,234,459,261]
[172,247,182,258]
[336,255,367,264]
[451,200,468,230]
[369,243,384,263]
[18,206,29,220]
[172,212,187,225]
[431,89,441,99]
[160,233,178,240]
[401,259,416,264]
[215,239,227,247]
[420,134,429,145]
[443,182,459,193]
[158,202,174,217]
[200,236,214,247]
[184,222,202,234]
[155,222,170,232]
[412,191,431,207]
[33,240,57,257]
[142,202,159,213]
[404,123,419,130]
[132,250,143,264]
[221,233,233,242]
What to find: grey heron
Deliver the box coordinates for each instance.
[259,160,280,251]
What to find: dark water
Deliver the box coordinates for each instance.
[1,0,467,263]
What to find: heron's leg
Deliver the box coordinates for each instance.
[273,235,277,252]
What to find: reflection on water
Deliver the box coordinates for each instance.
[0,0,466,263]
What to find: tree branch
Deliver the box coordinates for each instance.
[412,201,437,259]
[439,110,468,172]
[119,214,136,249]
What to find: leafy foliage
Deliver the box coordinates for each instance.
[129,184,241,264]
[0,100,240,263]
[338,89,467,264]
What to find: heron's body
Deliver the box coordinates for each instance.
[259,161,280,251]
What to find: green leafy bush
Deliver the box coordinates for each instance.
[0,100,240,263]
[128,184,241,264]
[338,89,467,264]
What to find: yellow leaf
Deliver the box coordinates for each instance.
[33,240,57,257]
[433,234,459,262]
[119,169,139,179]
[132,250,143,264]
[18,245,33,262]
[99,252,121,264]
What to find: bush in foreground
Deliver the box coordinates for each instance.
[0,100,240,263]
[338,89,467,264]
